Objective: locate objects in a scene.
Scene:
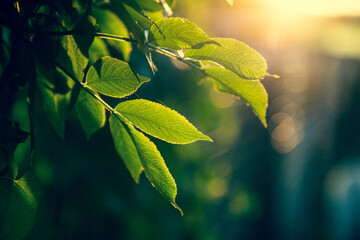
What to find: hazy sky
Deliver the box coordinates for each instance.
[258,0,360,16]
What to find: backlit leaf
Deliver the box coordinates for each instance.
[115,99,212,144]
[204,67,268,127]
[128,122,181,212]
[185,38,268,79]
[75,88,106,140]
[85,57,149,98]
[109,114,143,182]
[56,34,88,82]
[149,18,214,50]
[55,16,97,82]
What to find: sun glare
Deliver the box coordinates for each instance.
[260,0,360,16]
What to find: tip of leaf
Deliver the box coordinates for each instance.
[171,202,183,216]
[203,135,213,142]
[133,169,143,184]
[267,73,280,78]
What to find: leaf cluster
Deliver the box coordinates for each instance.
[0,0,273,239]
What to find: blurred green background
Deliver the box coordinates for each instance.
[10,0,360,239]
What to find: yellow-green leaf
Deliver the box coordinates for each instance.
[109,114,143,182]
[185,38,268,79]
[127,122,181,213]
[115,99,212,144]
[85,57,149,98]
[149,18,215,50]
[204,67,268,127]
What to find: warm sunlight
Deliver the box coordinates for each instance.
[260,0,360,16]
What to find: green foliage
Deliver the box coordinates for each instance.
[109,114,143,182]
[75,88,106,140]
[93,9,132,60]
[149,18,214,50]
[203,67,268,126]
[116,99,212,144]
[185,38,268,79]
[0,172,43,240]
[86,57,149,98]
[0,0,274,238]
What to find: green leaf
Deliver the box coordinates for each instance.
[93,8,132,61]
[130,126,181,212]
[85,57,149,98]
[109,114,143,182]
[115,99,212,144]
[185,38,268,79]
[111,0,144,44]
[37,70,74,139]
[204,67,268,127]
[149,18,215,50]
[75,88,106,140]
[56,34,88,82]
[110,114,181,213]
[55,16,96,82]
[0,172,43,240]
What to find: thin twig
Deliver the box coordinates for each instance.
[95,32,138,43]
[147,43,206,73]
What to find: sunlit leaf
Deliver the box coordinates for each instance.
[226,0,233,6]
[55,16,97,82]
[149,18,215,50]
[75,88,106,140]
[129,122,181,212]
[0,172,43,240]
[185,38,268,79]
[109,114,143,182]
[116,99,212,144]
[93,8,132,61]
[56,34,88,82]
[110,113,181,212]
[204,67,268,127]
[116,99,211,144]
[85,57,149,98]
